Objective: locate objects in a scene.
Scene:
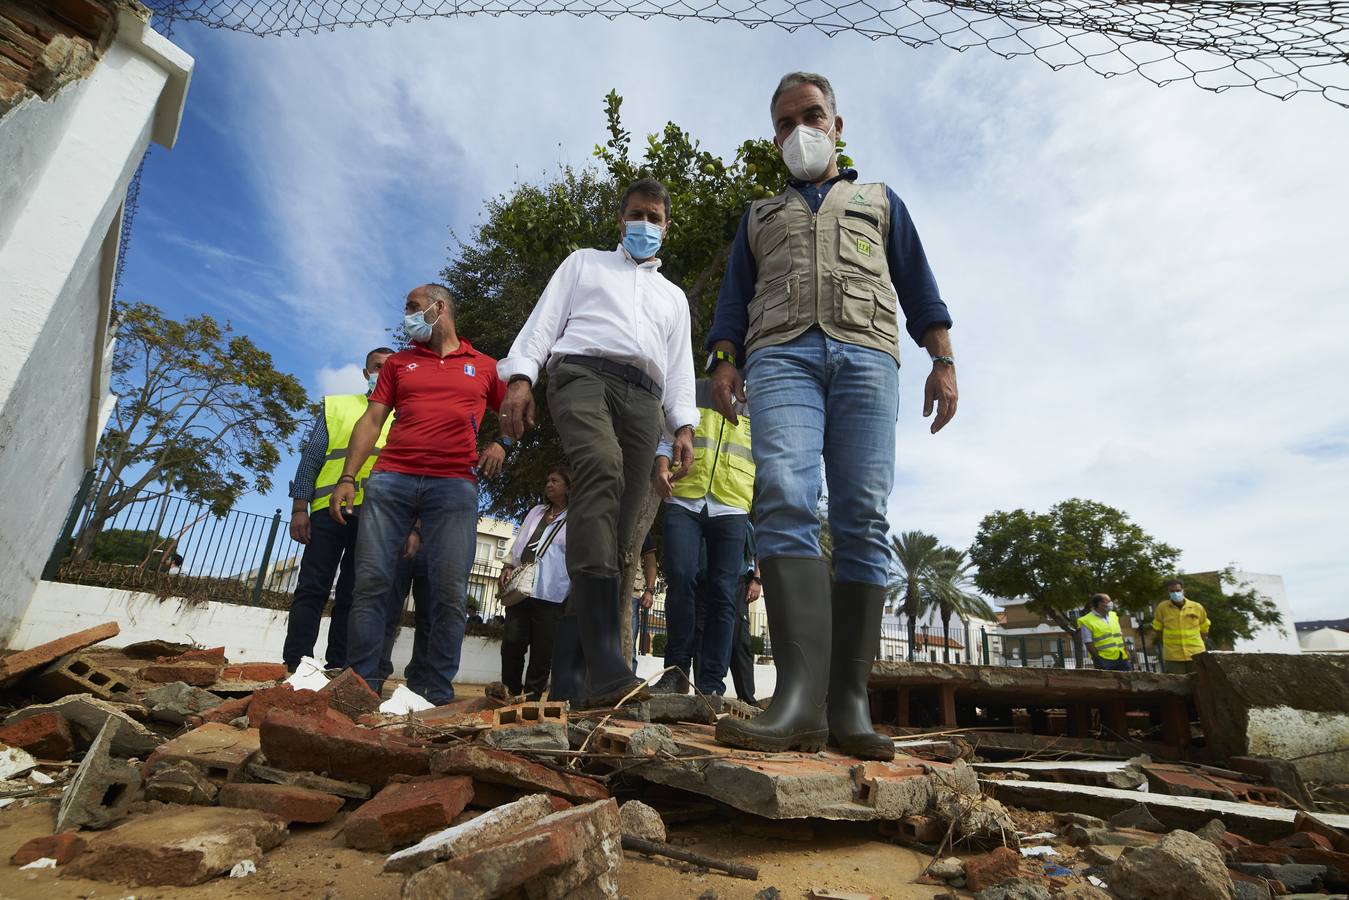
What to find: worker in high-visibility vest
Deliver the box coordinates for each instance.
[1152,577,1212,675]
[1076,592,1132,671]
[282,347,396,672]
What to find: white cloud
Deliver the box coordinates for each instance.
[181,17,1348,621]
[316,364,365,397]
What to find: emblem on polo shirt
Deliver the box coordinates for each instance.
[464,364,476,377]
[406,362,419,371]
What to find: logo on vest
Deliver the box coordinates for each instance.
[856,238,872,257]
[851,191,870,205]
[464,364,476,377]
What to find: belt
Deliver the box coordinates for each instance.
[559,355,658,396]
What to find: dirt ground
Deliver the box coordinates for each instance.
[0,801,951,899]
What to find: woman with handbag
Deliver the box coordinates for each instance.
[497,466,571,699]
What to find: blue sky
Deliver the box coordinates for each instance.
[119,15,1349,620]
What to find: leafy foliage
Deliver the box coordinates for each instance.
[969,498,1180,664]
[1176,566,1285,649]
[444,90,789,519]
[79,303,309,558]
[88,528,171,567]
[889,532,994,661]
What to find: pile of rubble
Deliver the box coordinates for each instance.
[0,623,1345,898]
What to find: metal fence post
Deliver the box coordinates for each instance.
[1055,638,1065,668]
[252,509,283,604]
[1018,637,1029,667]
[42,468,96,581]
[981,628,990,665]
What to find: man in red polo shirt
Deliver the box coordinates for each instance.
[331,284,507,703]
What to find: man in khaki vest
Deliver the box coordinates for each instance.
[708,72,958,759]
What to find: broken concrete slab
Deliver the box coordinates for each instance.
[973,759,1147,791]
[143,760,219,805]
[0,712,73,759]
[141,681,224,725]
[65,806,288,886]
[219,782,345,824]
[260,707,429,787]
[246,761,372,800]
[3,694,160,757]
[32,653,134,702]
[1108,803,1167,833]
[618,800,666,843]
[344,775,474,851]
[1194,652,1349,783]
[144,722,260,782]
[646,693,725,725]
[431,743,608,804]
[0,622,119,684]
[1107,829,1233,899]
[56,717,142,831]
[401,798,621,900]
[483,721,570,752]
[384,793,559,874]
[984,778,1349,842]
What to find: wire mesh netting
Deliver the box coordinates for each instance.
[143,0,1349,106]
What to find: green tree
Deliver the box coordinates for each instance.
[887,530,943,660]
[1173,566,1285,651]
[77,302,309,559]
[88,528,169,567]
[924,546,995,664]
[969,498,1179,666]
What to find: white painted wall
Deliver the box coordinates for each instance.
[1228,571,1302,655]
[0,13,192,645]
[16,581,778,699]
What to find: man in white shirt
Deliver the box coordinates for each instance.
[499,178,697,708]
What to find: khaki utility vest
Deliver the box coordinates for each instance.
[745,181,900,364]
[310,394,394,513]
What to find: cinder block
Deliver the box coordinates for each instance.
[33,654,133,702]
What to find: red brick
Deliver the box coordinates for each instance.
[0,712,73,759]
[1287,845,1349,869]
[197,695,252,726]
[218,782,344,824]
[964,846,1022,891]
[344,776,473,851]
[220,663,288,682]
[11,832,86,866]
[431,744,608,804]
[247,684,335,728]
[318,668,382,717]
[166,647,227,663]
[1272,831,1333,850]
[0,622,119,684]
[1235,845,1292,864]
[139,662,222,685]
[144,723,260,782]
[259,708,429,787]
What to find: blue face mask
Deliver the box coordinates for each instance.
[366,372,378,395]
[403,303,437,343]
[623,220,663,260]
[1169,591,1184,603]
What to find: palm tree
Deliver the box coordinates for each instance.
[888,531,942,660]
[924,547,996,663]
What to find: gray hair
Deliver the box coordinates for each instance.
[771,72,837,121]
[421,283,456,318]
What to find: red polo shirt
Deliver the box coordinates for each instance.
[369,339,506,481]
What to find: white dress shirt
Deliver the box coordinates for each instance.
[498,246,699,435]
[509,505,569,604]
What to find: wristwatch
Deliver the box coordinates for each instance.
[705,349,736,374]
[929,354,955,367]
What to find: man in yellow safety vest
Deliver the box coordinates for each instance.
[652,378,754,696]
[282,347,396,672]
[1076,593,1132,671]
[1152,577,1211,675]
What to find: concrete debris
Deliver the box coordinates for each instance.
[66,806,288,886]
[0,621,119,685]
[432,743,609,804]
[56,717,142,831]
[4,694,161,757]
[144,722,260,782]
[1108,802,1167,832]
[218,781,345,823]
[229,858,257,877]
[260,707,430,787]
[33,653,134,702]
[618,799,666,843]
[1232,862,1328,892]
[344,775,474,851]
[144,760,219,805]
[483,721,570,752]
[141,681,224,725]
[385,793,560,874]
[1107,829,1234,900]
[246,760,372,799]
[972,879,1051,900]
[319,667,383,717]
[0,744,38,779]
[928,856,965,879]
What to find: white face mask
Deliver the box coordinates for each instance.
[780,123,836,182]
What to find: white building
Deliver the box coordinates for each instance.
[0,1,192,644]
[1226,571,1301,655]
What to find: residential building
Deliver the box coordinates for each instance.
[1295,617,1349,654]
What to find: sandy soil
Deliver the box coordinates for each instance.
[0,801,952,900]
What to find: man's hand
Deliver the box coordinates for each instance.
[289,509,311,545]
[479,442,506,478]
[746,578,761,602]
[402,528,421,560]
[654,456,675,499]
[500,380,535,440]
[709,361,745,425]
[329,482,357,524]
[640,589,655,611]
[923,362,958,434]
[671,426,695,477]
[498,563,515,592]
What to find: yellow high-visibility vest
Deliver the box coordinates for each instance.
[1076,610,1126,660]
[310,394,394,513]
[1152,598,1210,662]
[672,404,754,512]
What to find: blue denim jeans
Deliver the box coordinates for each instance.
[662,504,749,695]
[283,509,357,670]
[347,471,477,703]
[1095,655,1133,672]
[380,550,432,695]
[745,329,899,586]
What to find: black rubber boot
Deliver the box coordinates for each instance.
[547,613,586,703]
[575,576,649,708]
[650,667,691,695]
[827,581,895,760]
[715,557,830,752]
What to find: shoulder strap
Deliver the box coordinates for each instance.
[533,511,566,558]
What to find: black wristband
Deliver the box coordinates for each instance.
[337,475,357,485]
